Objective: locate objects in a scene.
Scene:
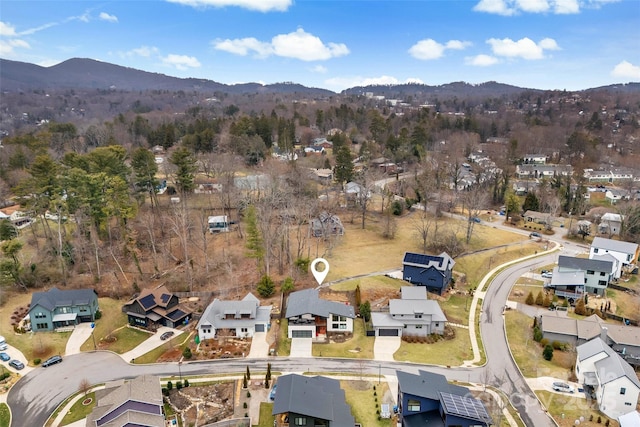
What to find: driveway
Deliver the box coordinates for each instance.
[373,336,401,361]
[2,343,34,376]
[120,326,184,362]
[289,338,312,357]
[65,323,94,355]
[247,332,269,358]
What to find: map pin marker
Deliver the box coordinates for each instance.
[310,258,330,285]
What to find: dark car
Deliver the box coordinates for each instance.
[0,352,10,362]
[9,359,24,370]
[530,232,541,238]
[160,331,174,340]
[470,217,481,223]
[42,355,63,367]
[269,384,277,401]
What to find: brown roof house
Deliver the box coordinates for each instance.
[122,285,191,330]
[86,375,165,427]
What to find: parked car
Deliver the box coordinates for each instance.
[552,382,574,393]
[269,384,277,401]
[542,271,553,279]
[0,342,7,351]
[160,331,174,340]
[470,217,481,223]
[9,359,24,370]
[530,232,541,238]
[42,355,63,367]
[0,352,10,361]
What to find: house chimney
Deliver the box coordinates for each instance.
[600,326,608,343]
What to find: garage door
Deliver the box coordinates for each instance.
[255,324,265,332]
[291,330,313,338]
[378,329,399,337]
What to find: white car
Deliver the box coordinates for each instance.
[552,382,574,393]
[541,271,553,279]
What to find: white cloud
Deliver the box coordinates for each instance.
[311,65,328,73]
[473,0,517,16]
[166,0,291,12]
[611,60,640,80]
[213,29,349,61]
[213,37,272,58]
[466,54,499,66]
[473,0,611,14]
[0,38,30,56]
[517,0,550,13]
[553,0,580,13]
[0,21,17,36]
[99,12,118,23]
[161,54,201,70]
[409,38,471,61]
[487,37,559,60]
[272,29,349,61]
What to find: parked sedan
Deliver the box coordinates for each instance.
[160,331,174,340]
[552,382,574,393]
[541,271,553,279]
[9,359,25,370]
[0,352,10,362]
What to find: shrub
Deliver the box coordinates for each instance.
[551,341,564,350]
[176,381,183,390]
[257,275,276,298]
[294,258,310,273]
[94,310,102,320]
[540,338,549,347]
[243,402,248,409]
[543,344,554,361]
[167,381,173,391]
[391,200,404,216]
[597,416,601,423]
[525,292,534,305]
[574,298,587,316]
[182,347,192,359]
[533,327,543,342]
[162,388,169,396]
[245,413,248,418]
[535,291,544,306]
[247,391,251,398]
[184,379,189,387]
[33,358,41,365]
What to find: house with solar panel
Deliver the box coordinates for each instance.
[122,285,191,330]
[28,287,99,332]
[272,374,356,427]
[285,288,355,339]
[397,370,492,427]
[402,252,455,295]
[196,292,272,341]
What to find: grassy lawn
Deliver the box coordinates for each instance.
[80,297,128,352]
[394,326,472,366]
[330,275,402,292]
[605,288,640,321]
[132,332,189,364]
[505,311,575,379]
[440,293,470,325]
[275,319,291,357]
[60,392,96,426]
[253,402,274,427]
[0,402,10,427]
[312,319,373,359]
[97,326,152,354]
[341,380,393,427]
[535,391,617,427]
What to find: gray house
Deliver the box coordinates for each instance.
[29,287,99,332]
[371,287,447,337]
[286,288,355,339]
[196,292,272,341]
[272,374,355,427]
[557,255,613,295]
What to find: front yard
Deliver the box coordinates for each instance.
[394,325,472,366]
[535,391,618,427]
[312,319,373,359]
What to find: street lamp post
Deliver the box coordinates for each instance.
[178,361,183,382]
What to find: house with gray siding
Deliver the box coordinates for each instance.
[557,255,613,295]
[197,292,271,341]
[29,287,99,332]
[286,288,355,339]
[371,286,447,337]
[272,374,355,427]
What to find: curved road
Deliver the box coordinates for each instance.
[8,226,586,427]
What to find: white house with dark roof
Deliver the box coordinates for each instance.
[285,288,355,339]
[197,293,271,340]
[589,237,640,279]
[371,287,447,337]
[557,255,613,295]
[576,337,640,419]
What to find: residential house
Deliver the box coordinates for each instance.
[313,168,333,185]
[304,145,325,155]
[589,237,639,279]
[599,213,623,236]
[397,370,492,427]
[310,212,344,238]
[208,215,230,233]
[544,269,585,302]
[29,287,99,332]
[523,210,550,225]
[122,285,191,330]
[272,374,355,427]
[371,286,447,337]
[605,189,629,205]
[585,168,636,183]
[575,337,640,420]
[285,288,355,339]
[196,292,272,341]
[557,255,613,295]
[523,154,547,164]
[515,163,572,179]
[402,252,455,295]
[86,375,165,427]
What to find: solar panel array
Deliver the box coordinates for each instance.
[404,252,429,265]
[439,392,492,424]
[139,294,157,310]
[168,309,186,321]
[160,293,171,304]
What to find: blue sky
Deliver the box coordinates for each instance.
[1,0,639,92]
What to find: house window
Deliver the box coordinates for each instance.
[435,323,439,327]
[415,325,423,329]
[586,270,594,275]
[36,323,48,329]
[598,281,607,287]
[620,387,626,395]
[599,272,606,276]
[80,307,87,312]
[407,399,420,411]
[294,418,307,425]
[241,328,248,333]
[594,248,599,254]
[332,315,346,322]
[35,312,46,319]
[415,314,422,319]
[625,402,632,406]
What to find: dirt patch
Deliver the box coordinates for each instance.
[82,398,93,406]
[166,383,234,426]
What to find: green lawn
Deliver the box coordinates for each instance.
[80,297,128,352]
[394,326,472,366]
[341,380,393,427]
[330,275,402,292]
[133,332,190,364]
[535,391,615,427]
[60,392,96,426]
[253,402,274,427]
[97,326,152,354]
[275,319,291,357]
[312,319,373,359]
[0,402,10,427]
[440,293,471,325]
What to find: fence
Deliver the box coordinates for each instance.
[607,283,637,294]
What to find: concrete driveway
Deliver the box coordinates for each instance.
[247,332,269,358]
[65,322,95,355]
[120,326,184,362]
[373,336,401,361]
[1,343,34,375]
[290,338,312,357]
